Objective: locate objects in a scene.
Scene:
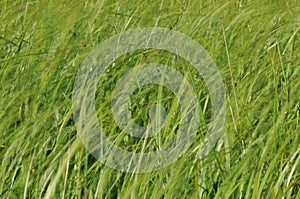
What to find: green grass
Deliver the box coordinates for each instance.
[1,0,299,198]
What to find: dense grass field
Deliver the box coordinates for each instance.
[1,0,299,198]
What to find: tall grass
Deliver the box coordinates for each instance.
[0,0,299,198]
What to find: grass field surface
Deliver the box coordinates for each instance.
[0,0,299,198]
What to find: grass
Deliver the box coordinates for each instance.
[0,0,300,198]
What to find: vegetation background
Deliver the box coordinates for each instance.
[0,0,299,198]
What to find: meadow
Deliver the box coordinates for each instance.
[0,0,299,198]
